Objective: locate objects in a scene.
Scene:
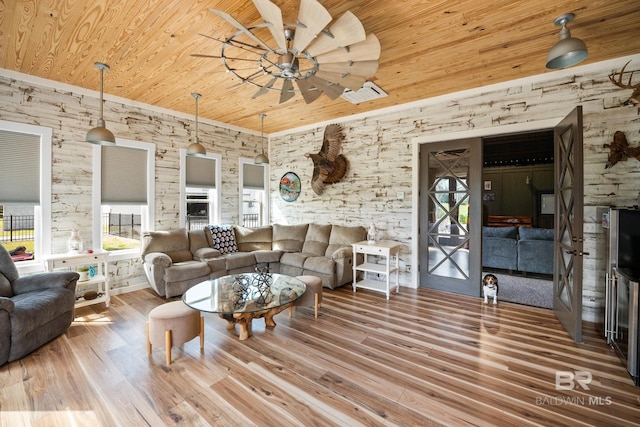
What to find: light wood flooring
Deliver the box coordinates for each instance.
[1,286,640,426]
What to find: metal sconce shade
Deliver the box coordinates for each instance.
[546,13,588,70]
[86,62,116,145]
[187,93,207,157]
[254,113,269,164]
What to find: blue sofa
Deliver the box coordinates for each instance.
[482,226,518,271]
[517,226,554,275]
[482,226,554,275]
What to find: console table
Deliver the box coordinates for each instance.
[44,252,110,309]
[352,240,401,300]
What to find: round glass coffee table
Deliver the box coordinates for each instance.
[183,273,306,340]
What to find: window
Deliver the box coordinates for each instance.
[93,139,155,257]
[0,121,52,272]
[180,151,221,229]
[240,158,269,227]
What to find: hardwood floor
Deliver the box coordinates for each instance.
[2,286,640,426]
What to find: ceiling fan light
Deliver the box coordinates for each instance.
[546,13,588,70]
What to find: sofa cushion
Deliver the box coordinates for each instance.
[280,252,308,268]
[224,252,256,271]
[302,223,331,256]
[10,287,75,336]
[326,224,367,257]
[141,229,192,263]
[482,226,517,239]
[303,256,335,275]
[272,223,309,252]
[234,226,273,252]
[188,229,211,254]
[518,226,554,241]
[164,261,210,282]
[254,250,283,264]
[208,225,238,255]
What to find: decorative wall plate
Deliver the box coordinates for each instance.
[280,172,301,202]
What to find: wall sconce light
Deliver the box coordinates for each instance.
[546,13,588,69]
[86,62,116,145]
[186,93,207,157]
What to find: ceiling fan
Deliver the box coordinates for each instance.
[193,0,381,104]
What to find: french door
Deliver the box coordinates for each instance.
[418,138,482,296]
[554,106,584,342]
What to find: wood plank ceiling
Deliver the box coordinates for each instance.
[1,0,640,133]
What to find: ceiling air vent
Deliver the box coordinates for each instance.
[341,82,388,104]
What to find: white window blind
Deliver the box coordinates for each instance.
[243,163,265,190]
[186,156,216,188]
[101,145,147,204]
[0,130,40,204]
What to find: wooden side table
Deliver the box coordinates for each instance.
[352,240,401,300]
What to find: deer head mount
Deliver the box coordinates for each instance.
[604,131,640,169]
[609,61,640,106]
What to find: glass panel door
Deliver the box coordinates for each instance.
[419,138,482,296]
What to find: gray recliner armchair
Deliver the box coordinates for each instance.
[0,245,79,366]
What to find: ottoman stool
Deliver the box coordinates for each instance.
[146,301,203,365]
[291,275,323,319]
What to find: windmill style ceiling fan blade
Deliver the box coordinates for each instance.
[209,8,271,50]
[280,79,295,104]
[252,77,278,98]
[305,11,366,58]
[314,70,366,91]
[252,0,287,52]
[307,76,344,100]
[296,79,322,104]
[318,60,379,78]
[292,0,332,53]
[315,34,381,64]
[191,54,260,63]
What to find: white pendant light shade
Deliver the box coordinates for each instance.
[546,13,588,70]
[254,113,269,164]
[187,92,207,157]
[86,62,116,145]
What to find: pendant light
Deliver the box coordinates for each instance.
[254,113,269,164]
[546,13,588,70]
[186,93,207,157]
[86,62,116,145]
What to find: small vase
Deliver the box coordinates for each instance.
[367,224,377,244]
[67,229,83,254]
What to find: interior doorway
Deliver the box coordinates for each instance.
[481,130,555,309]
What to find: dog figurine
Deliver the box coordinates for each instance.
[482,274,499,304]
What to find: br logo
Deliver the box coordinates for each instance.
[555,371,592,390]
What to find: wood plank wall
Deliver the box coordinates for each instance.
[1,54,639,323]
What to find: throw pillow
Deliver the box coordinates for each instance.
[207,225,238,255]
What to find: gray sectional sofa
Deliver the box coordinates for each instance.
[482,225,554,275]
[141,223,366,298]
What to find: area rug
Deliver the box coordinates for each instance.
[484,272,553,309]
